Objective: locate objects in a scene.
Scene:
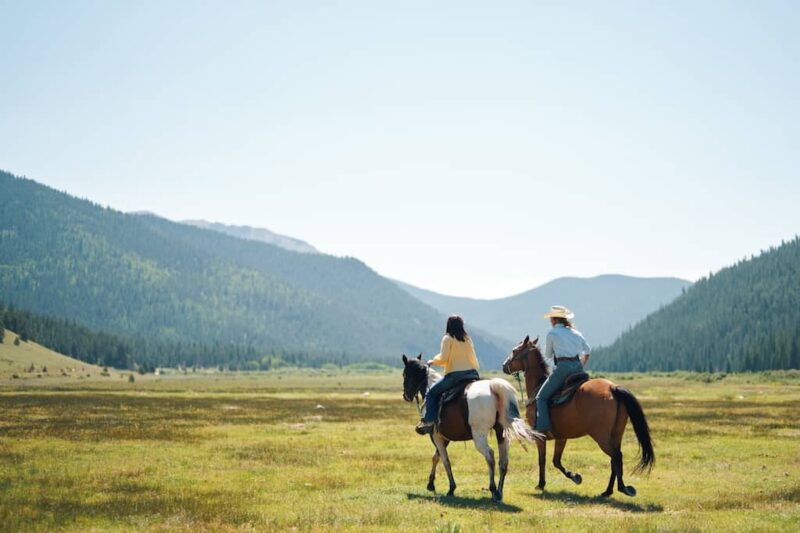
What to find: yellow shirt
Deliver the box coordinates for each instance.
[430,334,480,374]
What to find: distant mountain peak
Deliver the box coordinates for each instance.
[181,219,318,254]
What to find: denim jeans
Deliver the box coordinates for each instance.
[534,359,583,431]
[422,369,480,423]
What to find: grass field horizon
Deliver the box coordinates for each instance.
[1,369,799,531]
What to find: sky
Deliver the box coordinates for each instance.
[1,1,798,298]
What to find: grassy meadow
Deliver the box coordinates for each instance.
[1,369,799,532]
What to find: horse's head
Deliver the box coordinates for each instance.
[401,353,428,402]
[502,335,539,374]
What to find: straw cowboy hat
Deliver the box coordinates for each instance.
[543,305,574,320]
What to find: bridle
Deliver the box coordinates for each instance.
[504,343,532,404]
[404,363,430,413]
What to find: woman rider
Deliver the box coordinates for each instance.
[534,305,591,435]
[416,315,480,435]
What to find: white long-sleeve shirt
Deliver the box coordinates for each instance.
[544,324,591,360]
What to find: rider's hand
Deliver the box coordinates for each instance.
[426,360,434,366]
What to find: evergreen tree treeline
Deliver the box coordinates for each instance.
[0,301,388,369]
[595,236,800,372]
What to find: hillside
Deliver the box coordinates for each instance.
[596,237,800,372]
[0,171,505,367]
[0,329,108,378]
[181,219,318,254]
[396,275,691,347]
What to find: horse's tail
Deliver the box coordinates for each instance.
[612,386,655,474]
[489,379,544,449]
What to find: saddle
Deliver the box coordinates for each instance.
[546,371,590,407]
[437,375,479,421]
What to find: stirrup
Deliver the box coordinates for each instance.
[415,421,434,435]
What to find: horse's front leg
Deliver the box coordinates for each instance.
[553,439,582,485]
[535,438,546,490]
[432,433,456,496]
[427,438,441,492]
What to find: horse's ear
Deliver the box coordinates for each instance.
[402,354,408,364]
[524,335,530,345]
[532,336,539,345]
[417,353,422,360]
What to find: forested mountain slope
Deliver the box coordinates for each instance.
[0,171,505,366]
[397,275,691,347]
[595,237,800,372]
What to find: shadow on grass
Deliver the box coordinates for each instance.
[407,492,523,513]
[529,490,664,513]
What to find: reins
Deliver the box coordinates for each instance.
[413,363,430,414]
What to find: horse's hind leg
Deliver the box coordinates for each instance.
[473,431,499,501]
[553,439,582,485]
[614,449,636,497]
[433,434,456,496]
[594,435,618,497]
[427,441,441,492]
[494,423,510,501]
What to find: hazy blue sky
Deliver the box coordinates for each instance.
[2,1,798,298]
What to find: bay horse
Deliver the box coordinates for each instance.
[401,353,541,501]
[501,336,654,497]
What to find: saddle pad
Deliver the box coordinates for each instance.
[440,376,479,406]
[549,371,590,407]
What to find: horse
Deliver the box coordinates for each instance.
[401,353,541,501]
[501,336,654,497]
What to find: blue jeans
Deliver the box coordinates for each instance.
[534,359,583,431]
[422,369,480,423]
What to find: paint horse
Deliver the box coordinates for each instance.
[502,336,655,497]
[401,353,540,502]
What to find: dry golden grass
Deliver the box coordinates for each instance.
[0,370,798,531]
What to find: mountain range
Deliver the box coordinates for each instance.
[0,170,508,367]
[8,169,789,372]
[394,275,691,348]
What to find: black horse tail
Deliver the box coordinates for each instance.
[612,387,655,474]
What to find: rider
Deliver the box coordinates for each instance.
[416,315,480,435]
[534,305,591,436]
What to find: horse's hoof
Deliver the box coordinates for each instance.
[599,490,613,498]
[572,473,582,485]
[536,484,545,491]
[427,483,435,492]
[446,490,455,497]
[620,485,636,497]
[492,491,503,502]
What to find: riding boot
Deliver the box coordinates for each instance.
[415,420,434,435]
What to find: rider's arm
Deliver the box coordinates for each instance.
[579,333,591,367]
[544,332,555,360]
[428,336,451,367]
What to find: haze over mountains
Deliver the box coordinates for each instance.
[181,220,318,255]
[186,214,692,350]
[395,275,691,348]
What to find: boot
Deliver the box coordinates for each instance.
[415,420,434,435]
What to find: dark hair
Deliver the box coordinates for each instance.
[446,315,469,342]
[552,317,574,329]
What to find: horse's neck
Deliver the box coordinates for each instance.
[427,369,442,389]
[524,355,545,397]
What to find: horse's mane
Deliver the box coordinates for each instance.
[529,343,550,378]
